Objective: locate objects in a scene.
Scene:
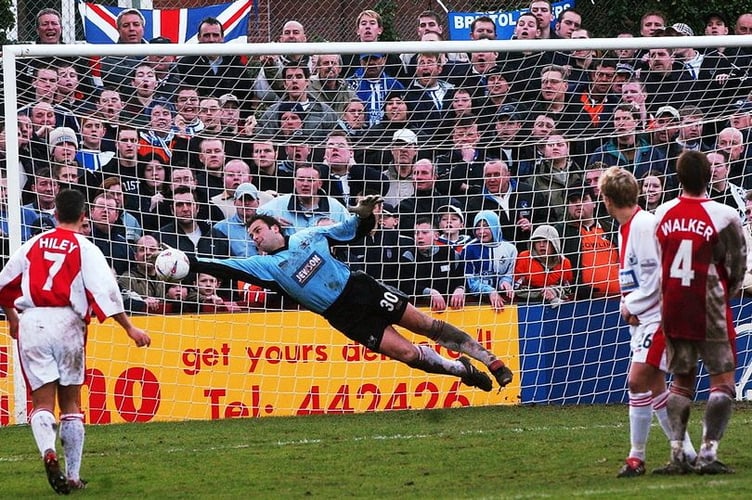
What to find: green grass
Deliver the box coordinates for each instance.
[1,403,752,498]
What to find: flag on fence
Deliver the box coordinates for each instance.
[78,0,253,44]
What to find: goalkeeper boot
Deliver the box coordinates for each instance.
[617,457,646,478]
[43,449,71,495]
[489,359,513,389]
[652,452,694,475]
[68,478,88,490]
[458,357,493,392]
[695,459,734,475]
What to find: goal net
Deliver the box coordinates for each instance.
[2,32,752,425]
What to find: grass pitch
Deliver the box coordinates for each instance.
[1,403,751,498]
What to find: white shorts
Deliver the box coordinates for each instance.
[18,307,86,391]
[630,321,667,372]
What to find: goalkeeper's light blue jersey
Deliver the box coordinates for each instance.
[197,214,361,314]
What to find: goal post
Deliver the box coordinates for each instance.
[2,34,752,425]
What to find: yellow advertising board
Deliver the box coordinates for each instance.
[0,306,519,425]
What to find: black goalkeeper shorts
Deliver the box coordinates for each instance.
[323,271,409,352]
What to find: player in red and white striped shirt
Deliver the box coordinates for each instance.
[0,189,150,494]
[654,151,746,474]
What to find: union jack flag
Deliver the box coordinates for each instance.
[78,0,253,44]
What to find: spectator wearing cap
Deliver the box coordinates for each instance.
[346,51,405,128]
[612,64,634,96]
[256,63,338,143]
[47,126,78,167]
[716,126,752,189]
[176,17,254,111]
[309,54,356,114]
[213,182,264,257]
[436,204,471,252]
[146,36,180,99]
[667,23,704,80]
[257,164,350,235]
[633,105,684,193]
[383,129,419,207]
[320,131,387,207]
[218,94,242,137]
[354,90,416,165]
[485,104,526,178]
[209,159,252,219]
[588,104,650,170]
[100,8,148,93]
[340,192,407,289]
[554,185,619,300]
[403,51,455,141]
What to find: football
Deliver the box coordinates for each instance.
[154,248,191,281]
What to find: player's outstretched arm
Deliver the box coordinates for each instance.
[111,312,151,347]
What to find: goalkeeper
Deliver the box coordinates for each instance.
[188,195,513,391]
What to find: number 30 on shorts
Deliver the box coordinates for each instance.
[379,291,400,312]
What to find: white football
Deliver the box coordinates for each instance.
[154,248,191,281]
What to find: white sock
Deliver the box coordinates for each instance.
[60,413,85,481]
[628,391,653,461]
[30,409,58,457]
[652,390,672,438]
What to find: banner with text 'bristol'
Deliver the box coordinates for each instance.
[448,0,575,41]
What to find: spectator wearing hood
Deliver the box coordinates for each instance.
[513,224,573,304]
[461,210,518,310]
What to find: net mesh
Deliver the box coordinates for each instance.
[3,31,752,424]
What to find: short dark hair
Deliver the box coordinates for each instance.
[470,16,496,35]
[557,7,581,23]
[198,17,224,37]
[282,63,310,80]
[676,151,711,195]
[249,213,282,230]
[55,188,85,223]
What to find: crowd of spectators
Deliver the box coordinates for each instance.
[5,4,752,313]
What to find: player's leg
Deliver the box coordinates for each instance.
[397,303,512,387]
[59,384,87,488]
[651,376,697,465]
[378,325,492,392]
[30,383,59,458]
[623,362,656,470]
[30,383,70,495]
